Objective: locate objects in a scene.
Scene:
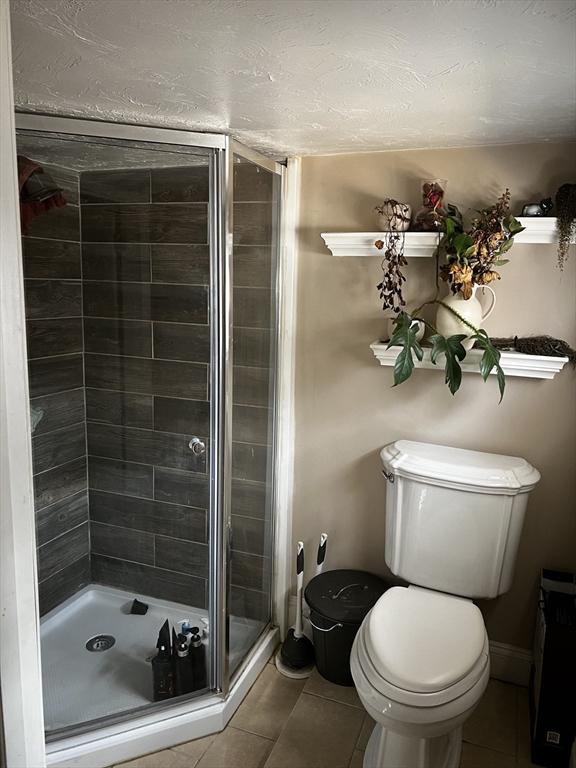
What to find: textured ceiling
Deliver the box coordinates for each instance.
[10,0,576,158]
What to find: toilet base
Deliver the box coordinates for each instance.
[363,723,462,768]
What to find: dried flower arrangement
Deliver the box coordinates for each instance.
[414,179,448,231]
[438,190,524,298]
[386,191,526,401]
[555,183,576,270]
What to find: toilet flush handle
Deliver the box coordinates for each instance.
[381,469,395,483]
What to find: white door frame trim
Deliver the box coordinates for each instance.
[0,3,46,766]
[273,157,301,638]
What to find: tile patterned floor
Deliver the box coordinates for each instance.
[117,655,538,768]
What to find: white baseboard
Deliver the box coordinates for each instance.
[488,641,532,687]
[289,594,533,687]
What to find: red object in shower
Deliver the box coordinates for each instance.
[17,155,67,234]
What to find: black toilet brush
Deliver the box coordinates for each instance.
[276,542,315,678]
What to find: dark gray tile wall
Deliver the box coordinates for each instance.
[81,203,207,243]
[36,491,89,546]
[91,554,206,607]
[229,160,278,621]
[28,354,84,399]
[22,157,275,623]
[86,422,206,473]
[32,422,86,474]
[27,317,83,359]
[33,457,87,511]
[22,163,90,616]
[31,389,85,435]
[37,522,90,582]
[23,238,81,279]
[82,243,151,281]
[39,555,91,616]
[81,164,216,607]
[88,457,154,499]
[153,322,210,363]
[84,354,207,399]
[85,389,152,428]
[89,490,206,542]
[80,161,275,616]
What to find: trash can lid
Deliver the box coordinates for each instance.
[305,569,387,625]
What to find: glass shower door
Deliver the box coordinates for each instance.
[228,151,282,674]
[16,127,222,733]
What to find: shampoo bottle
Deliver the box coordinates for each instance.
[151,619,174,701]
[190,627,207,691]
[173,633,194,696]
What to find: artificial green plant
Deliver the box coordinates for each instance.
[387,192,525,402]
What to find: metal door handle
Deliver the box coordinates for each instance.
[189,437,206,456]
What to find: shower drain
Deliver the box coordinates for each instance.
[86,634,116,652]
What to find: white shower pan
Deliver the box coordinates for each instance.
[42,585,278,768]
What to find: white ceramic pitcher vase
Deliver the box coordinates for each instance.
[435,285,496,351]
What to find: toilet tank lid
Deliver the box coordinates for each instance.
[380,440,540,492]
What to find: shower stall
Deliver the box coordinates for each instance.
[11,113,287,767]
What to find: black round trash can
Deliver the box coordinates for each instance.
[305,569,387,686]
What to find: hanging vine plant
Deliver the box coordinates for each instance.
[375,230,407,314]
[374,199,411,314]
[555,183,576,270]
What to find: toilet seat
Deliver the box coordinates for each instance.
[358,586,489,708]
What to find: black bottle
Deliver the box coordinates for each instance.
[189,627,207,691]
[173,633,194,696]
[151,619,174,701]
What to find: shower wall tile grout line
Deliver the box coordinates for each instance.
[37,551,90,589]
[89,517,270,558]
[38,518,90,551]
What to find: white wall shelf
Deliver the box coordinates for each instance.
[322,217,570,258]
[321,231,440,258]
[514,217,563,244]
[370,342,569,380]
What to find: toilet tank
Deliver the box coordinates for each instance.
[381,441,541,599]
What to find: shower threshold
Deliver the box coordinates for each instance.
[41,584,264,734]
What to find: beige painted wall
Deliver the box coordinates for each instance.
[293,142,576,650]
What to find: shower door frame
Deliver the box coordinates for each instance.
[7,112,289,761]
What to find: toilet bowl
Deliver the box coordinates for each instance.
[351,441,540,768]
[350,586,490,768]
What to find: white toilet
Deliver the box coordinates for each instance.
[351,440,540,768]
